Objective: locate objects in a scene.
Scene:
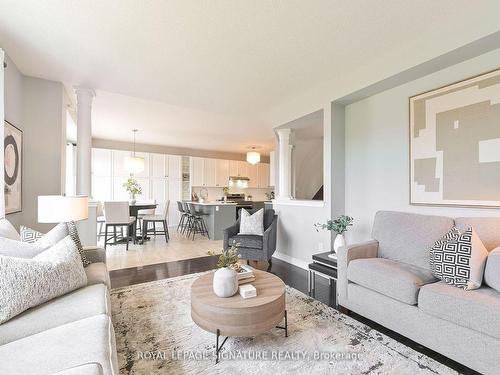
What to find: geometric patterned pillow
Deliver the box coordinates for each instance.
[20,226,44,243]
[430,227,488,290]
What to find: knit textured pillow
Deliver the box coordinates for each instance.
[0,236,88,324]
[430,227,488,290]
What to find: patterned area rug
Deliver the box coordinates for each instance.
[111,272,458,375]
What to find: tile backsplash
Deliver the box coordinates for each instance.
[191,187,273,201]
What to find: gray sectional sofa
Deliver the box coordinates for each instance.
[338,211,500,375]
[0,245,118,375]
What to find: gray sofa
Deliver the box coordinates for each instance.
[0,245,118,375]
[223,208,277,267]
[338,211,500,375]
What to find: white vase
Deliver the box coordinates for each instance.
[333,233,346,253]
[213,268,238,298]
[129,193,136,205]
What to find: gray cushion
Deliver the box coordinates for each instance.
[484,247,500,292]
[455,217,500,251]
[0,284,109,345]
[419,282,500,339]
[229,234,263,249]
[347,258,438,305]
[372,211,454,270]
[264,209,275,229]
[85,263,111,289]
[0,315,117,375]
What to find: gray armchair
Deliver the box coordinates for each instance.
[223,208,278,268]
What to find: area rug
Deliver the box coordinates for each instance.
[110,272,458,375]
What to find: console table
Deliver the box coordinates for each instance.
[308,252,338,307]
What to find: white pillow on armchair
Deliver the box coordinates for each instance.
[239,208,264,236]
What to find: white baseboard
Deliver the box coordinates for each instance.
[272,251,309,270]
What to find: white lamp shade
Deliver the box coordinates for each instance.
[124,156,145,174]
[246,151,260,165]
[38,195,89,223]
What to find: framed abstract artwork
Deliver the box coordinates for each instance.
[4,120,22,214]
[410,68,500,207]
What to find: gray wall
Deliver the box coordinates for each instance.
[345,47,500,244]
[4,55,65,231]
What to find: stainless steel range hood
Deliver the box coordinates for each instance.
[229,176,250,187]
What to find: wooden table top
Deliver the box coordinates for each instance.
[191,269,285,309]
[191,269,286,336]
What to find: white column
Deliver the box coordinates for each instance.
[74,87,95,197]
[276,128,293,200]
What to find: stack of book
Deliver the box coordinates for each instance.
[236,264,255,284]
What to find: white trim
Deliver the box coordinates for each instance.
[0,48,4,219]
[273,251,309,270]
[272,199,324,207]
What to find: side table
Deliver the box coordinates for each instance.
[308,252,338,307]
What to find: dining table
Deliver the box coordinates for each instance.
[129,202,157,244]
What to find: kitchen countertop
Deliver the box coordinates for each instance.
[188,201,237,206]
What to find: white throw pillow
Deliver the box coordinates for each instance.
[0,237,48,258]
[35,223,69,248]
[484,247,500,293]
[0,218,20,241]
[239,208,264,236]
[0,236,88,324]
[430,227,488,290]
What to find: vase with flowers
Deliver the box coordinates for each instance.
[207,242,241,297]
[314,215,354,256]
[123,177,142,205]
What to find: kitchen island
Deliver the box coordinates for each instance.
[188,201,237,240]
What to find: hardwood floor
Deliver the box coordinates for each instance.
[102,231,223,271]
[109,256,478,375]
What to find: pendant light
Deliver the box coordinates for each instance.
[246,146,261,165]
[124,129,145,175]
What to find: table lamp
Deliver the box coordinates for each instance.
[38,195,89,223]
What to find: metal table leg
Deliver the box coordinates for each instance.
[275,310,288,337]
[215,329,228,364]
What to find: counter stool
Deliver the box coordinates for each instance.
[187,203,209,240]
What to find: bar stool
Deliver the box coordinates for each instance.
[177,201,189,233]
[103,201,136,250]
[142,201,170,242]
[187,203,209,240]
[182,202,192,236]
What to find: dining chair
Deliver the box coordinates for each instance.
[103,201,136,250]
[142,200,170,242]
[137,199,156,236]
[96,201,106,240]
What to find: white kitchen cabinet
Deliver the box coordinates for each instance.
[190,157,204,186]
[237,161,248,177]
[150,153,166,178]
[229,160,239,177]
[215,159,229,187]
[168,155,182,179]
[258,163,270,188]
[150,178,167,204]
[204,158,217,187]
[247,163,259,188]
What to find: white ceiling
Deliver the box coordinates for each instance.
[1,1,500,154]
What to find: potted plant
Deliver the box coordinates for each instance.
[123,177,142,205]
[207,243,241,297]
[315,215,354,254]
[222,186,229,202]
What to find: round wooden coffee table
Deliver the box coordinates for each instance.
[191,269,287,363]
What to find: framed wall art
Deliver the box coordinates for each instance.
[4,120,22,214]
[410,68,500,207]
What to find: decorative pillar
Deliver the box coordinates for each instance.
[276,128,293,200]
[74,87,95,197]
